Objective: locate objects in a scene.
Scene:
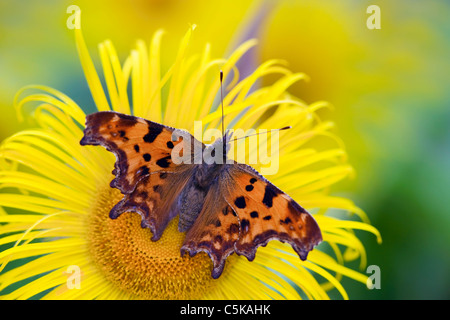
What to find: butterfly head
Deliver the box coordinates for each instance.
[203,130,234,165]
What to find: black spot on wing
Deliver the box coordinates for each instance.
[262,184,280,208]
[143,153,151,162]
[234,196,246,209]
[280,217,292,224]
[134,144,140,153]
[156,155,171,168]
[143,125,163,143]
[240,219,250,234]
[222,207,229,216]
[137,165,150,177]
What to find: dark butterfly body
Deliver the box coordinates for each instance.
[80,111,322,278]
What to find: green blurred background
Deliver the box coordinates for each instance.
[0,0,449,299]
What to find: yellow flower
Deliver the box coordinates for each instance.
[0,14,380,299]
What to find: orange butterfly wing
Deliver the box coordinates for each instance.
[110,169,196,240]
[80,111,200,240]
[181,182,241,278]
[80,111,193,194]
[181,163,322,278]
[225,164,322,262]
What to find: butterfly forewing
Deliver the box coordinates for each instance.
[80,111,201,240]
[80,111,190,194]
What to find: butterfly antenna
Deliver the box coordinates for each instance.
[220,70,225,138]
[230,126,292,142]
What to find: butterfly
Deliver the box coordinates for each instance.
[80,74,322,279]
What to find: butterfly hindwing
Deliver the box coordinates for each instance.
[225,164,322,262]
[181,182,240,279]
[110,168,195,241]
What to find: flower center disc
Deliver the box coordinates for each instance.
[87,187,220,299]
